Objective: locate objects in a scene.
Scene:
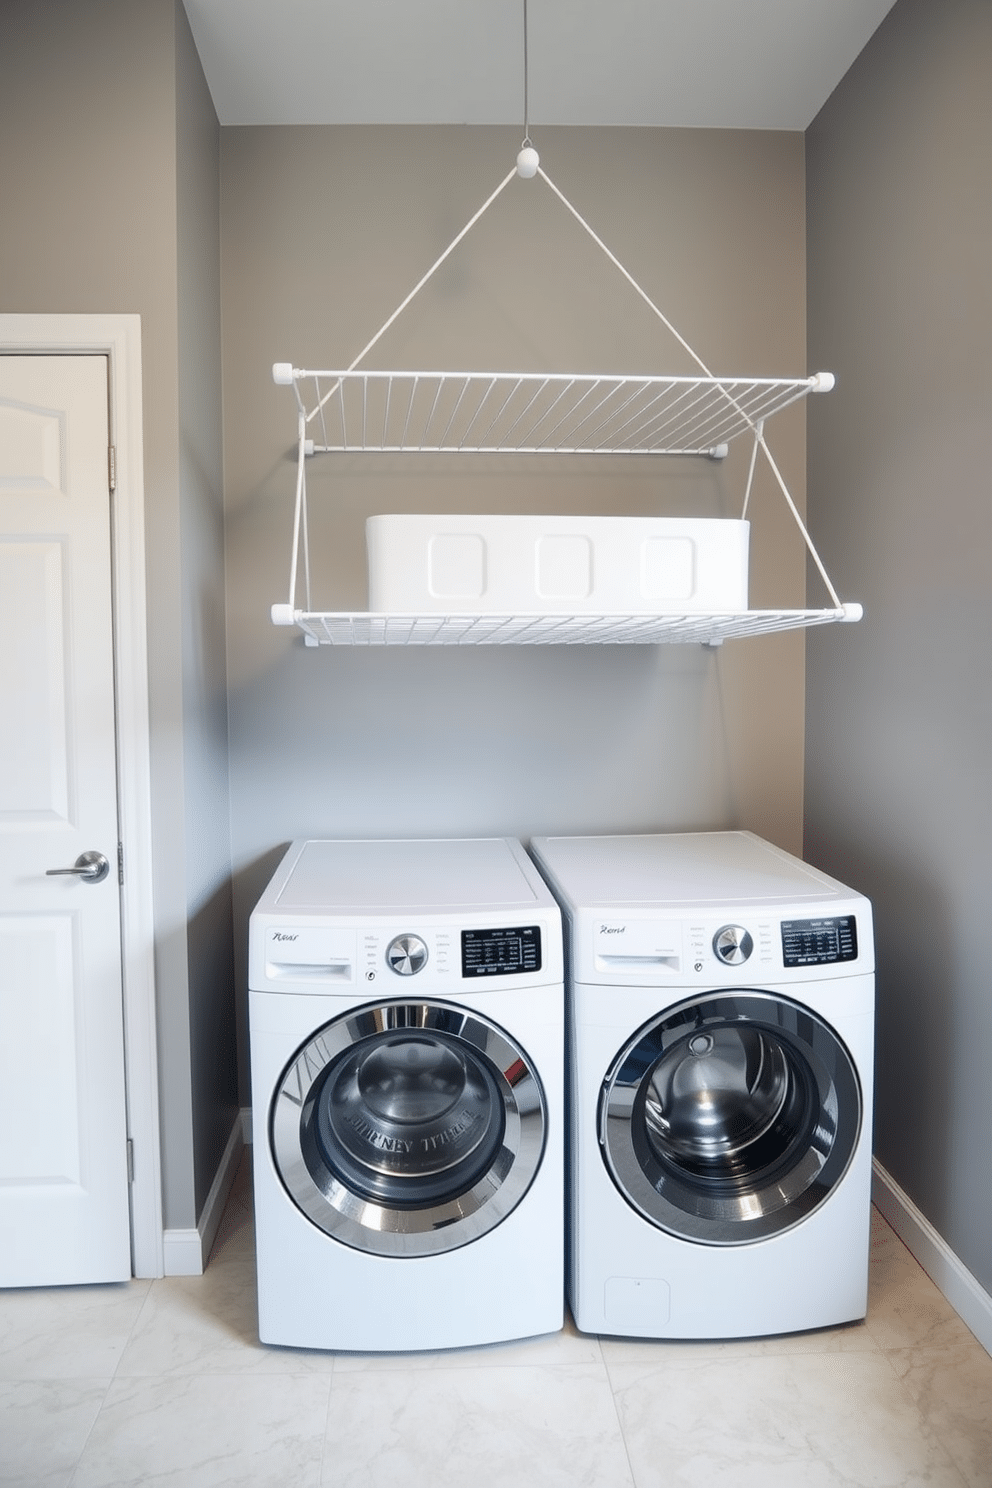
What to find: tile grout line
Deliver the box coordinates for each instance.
[63,1375,117,1488]
[599,1337,642,1488]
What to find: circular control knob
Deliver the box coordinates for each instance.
[386,934,428,976]
[713,925,754,966]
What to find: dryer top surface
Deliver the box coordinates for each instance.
[259,836,553,918]
[529,830,864,912]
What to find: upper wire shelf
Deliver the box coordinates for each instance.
[270,150,861,646]
[273,365,832,459]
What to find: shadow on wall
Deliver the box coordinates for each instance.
[157,875,238,1230]
[804,830,955,1230]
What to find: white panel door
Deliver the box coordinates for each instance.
[0,356,131,1285]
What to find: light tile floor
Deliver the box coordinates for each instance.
[2,1150,990,1487]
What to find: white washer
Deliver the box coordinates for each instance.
[529,830,874,1340]
[248,837,564,1352]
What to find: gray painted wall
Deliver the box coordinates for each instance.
[805,0,992,1294]
[0,0,236,1231]
[220,124,811,1098]
[175,2,239,1216]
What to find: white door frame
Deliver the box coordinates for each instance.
[0,313,163,1277]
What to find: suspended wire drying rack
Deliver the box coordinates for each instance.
[271,144,861,647]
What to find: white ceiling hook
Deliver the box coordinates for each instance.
[516,0,538,178]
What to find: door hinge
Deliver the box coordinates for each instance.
[117,842,124,885]
[108,444,117,492]
[126,1138,134,1183]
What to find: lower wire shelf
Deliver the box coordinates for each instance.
[273,605,863,648]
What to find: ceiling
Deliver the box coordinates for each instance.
[183,0,899,132]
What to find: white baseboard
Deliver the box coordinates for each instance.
[162,1112,247,1277]
[872,1158,992,1358]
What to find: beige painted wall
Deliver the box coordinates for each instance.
[805,0,992,1293]
[221,124,811,1092]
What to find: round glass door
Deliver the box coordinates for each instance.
[271,1000,547,1256]
[600,991,861,1245]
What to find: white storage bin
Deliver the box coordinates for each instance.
[366,514,749,614]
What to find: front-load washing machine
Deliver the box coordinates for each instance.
[528,830,874,1340]
[248,836,564,1352]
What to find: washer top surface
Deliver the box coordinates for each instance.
[261,837,550,916]
[529,831,853,910]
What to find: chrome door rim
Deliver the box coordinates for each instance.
[600,990,862,1246]
[271,1000,547,1256]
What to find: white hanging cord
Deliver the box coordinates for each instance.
[522,0,531,147]
[755,429,843,609]
[741,422,762,519]
[309,167,518,422]
[738,417,842,608]
[535,166,715,380]
[301,450,312,613]
[533,165,782,449]
[286,410,308,611]
[516,0,540,177]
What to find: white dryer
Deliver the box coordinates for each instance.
[248,837,563,1352]
[529,830,874,1340]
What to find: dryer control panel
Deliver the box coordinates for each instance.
[578,906,871,984]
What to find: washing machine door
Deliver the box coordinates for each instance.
[270,1000,547,1256]
[600,990,861,1245]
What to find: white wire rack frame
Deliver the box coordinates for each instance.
[269,155,861,646]
[278,367,830,459]
[273,607,863,649]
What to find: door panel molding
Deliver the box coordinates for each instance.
[0,314,162,1277]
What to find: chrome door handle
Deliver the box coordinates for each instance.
[46,850,111,884]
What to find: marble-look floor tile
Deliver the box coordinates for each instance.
[115,1263,336,1377]
[0,1378,108,1487]
[889,1343,992,1488]
[609,1350,968,1486]
[322,1362,634,1488]
[865,1221,976,1352]
[333,1307,602,1372]
[71,1372,331,1488]
[0,1282,150,1380]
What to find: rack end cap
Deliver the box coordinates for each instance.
[272,362,295,386]
[811,371,836,393]
[271,603,297,626]
[841,602,863,622]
